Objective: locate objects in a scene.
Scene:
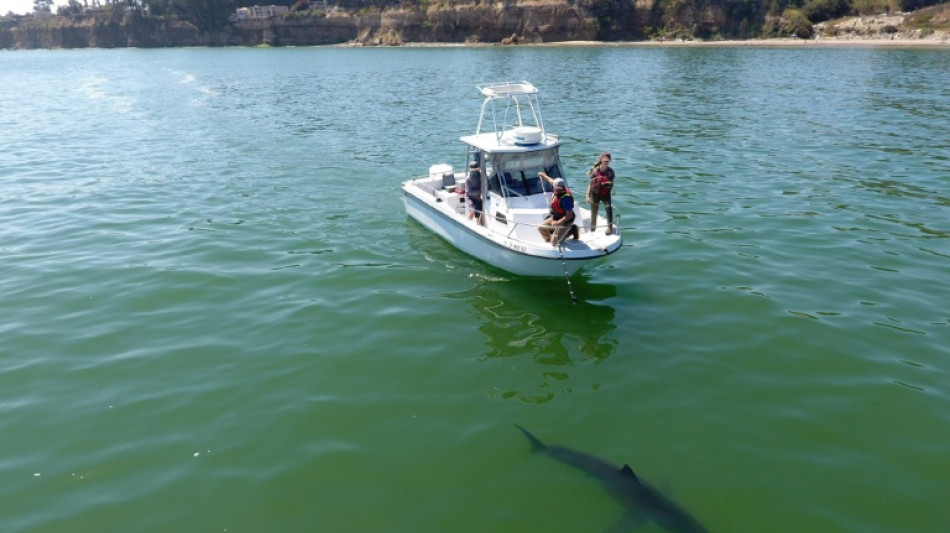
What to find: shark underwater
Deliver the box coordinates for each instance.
[515,424,710,533]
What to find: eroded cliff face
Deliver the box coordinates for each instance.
[352,3,598,45]
[1,17,205,48]
[0,15,360,48]
[233,15,360,46]
[0,0,604,49]
[3,1,947,49]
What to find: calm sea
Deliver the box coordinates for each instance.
[1,45,948,533]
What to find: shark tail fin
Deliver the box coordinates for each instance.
[515,424,546,452]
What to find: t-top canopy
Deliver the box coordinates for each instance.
[476,81,539,99]
[472,81,549,147]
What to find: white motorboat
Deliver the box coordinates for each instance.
[401,81,622,277]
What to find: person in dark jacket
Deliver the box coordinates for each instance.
[465,161,484,225]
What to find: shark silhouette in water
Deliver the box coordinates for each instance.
[515,424,710,533]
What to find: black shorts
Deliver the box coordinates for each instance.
[589,190,611,204]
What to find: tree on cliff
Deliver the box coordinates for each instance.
[57,0,84,16]
[33,0,54,14]
[143,0,235,31]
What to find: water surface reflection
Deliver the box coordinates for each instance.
[449,278,617,403]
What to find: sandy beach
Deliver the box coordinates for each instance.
[533,37,949,47]
[391,36,950,49]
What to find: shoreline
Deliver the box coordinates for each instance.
[545,37,950,47]
[4,33,948,51]
[390,36,950,49]
[3,38,947,51]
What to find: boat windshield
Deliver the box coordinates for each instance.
[487,149,562,198]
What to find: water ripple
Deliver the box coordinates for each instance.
[2,47,949,533]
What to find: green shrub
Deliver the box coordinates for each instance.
[903,4,950,30]
[852,0,890,15]
[900,0,946,12]
[782,8,814,38]
[801,0,850,23]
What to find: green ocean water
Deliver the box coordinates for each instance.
[1,46,948,533]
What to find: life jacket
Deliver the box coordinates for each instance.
[550,190,573,219]
[592,167,614,194]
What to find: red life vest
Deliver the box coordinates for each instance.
[550,190,573,219]
[592,168,614,194]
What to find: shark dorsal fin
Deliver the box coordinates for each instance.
[619,464,639,482]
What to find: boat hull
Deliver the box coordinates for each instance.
[402,182,618,277]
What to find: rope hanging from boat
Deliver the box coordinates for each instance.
[556,242,578,305]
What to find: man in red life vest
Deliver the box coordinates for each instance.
[538,173,579,246]
[586,152,615,235]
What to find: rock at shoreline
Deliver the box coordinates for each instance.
[815,13,950,42]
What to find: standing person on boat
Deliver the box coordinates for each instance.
[537,172,579,245]
[465,161,484,225]
[586,152,615,235]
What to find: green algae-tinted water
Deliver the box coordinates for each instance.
[1,46,948,532]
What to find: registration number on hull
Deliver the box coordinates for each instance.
[504,241,527,253]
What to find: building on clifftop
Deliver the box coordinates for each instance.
[232,5,290,21]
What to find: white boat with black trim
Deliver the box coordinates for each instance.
[401,81,622,277]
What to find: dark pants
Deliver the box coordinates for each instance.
[589,192,612,231]
[539,214,576,243]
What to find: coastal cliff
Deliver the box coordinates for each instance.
[1,1,948,49]
[0,1,601,49]
[0,12,359,48]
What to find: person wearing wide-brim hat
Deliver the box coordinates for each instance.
[537,172,579,246]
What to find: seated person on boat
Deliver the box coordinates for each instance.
[537,173,579,245]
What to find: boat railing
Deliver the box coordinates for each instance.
[497,211,621,240]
